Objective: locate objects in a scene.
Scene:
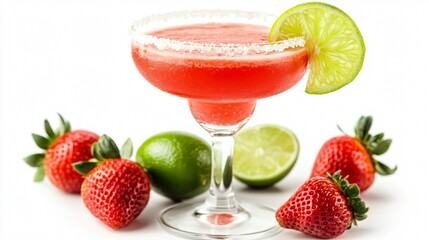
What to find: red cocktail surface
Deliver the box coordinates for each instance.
[132,23,308,125]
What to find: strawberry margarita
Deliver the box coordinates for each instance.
[132,23,308,126]
[131,10,308,239]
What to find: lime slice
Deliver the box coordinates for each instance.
[233,124,299,188]
[269,2,365,94]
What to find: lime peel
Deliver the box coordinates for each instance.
[136,131,211,201]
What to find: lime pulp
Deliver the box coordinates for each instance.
[233,124,299,188]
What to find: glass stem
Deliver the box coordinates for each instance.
[204,133,239,213]
[190,100,255,223]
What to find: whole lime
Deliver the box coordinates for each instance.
[136,131,211,202]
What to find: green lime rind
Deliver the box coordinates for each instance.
[269,2,365,94]
[136,131,211,201]
[233,124,299,188]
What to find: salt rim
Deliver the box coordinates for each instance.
[130,9,305,56]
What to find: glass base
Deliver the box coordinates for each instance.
[159,201,281,239]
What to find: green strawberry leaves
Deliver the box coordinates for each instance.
[57,114,71,136]
[23,153,45,167]
[352,116,397,176]
[73,135,133,175]
[350,197,368,221]
[44,119,56,139]
[327,171,368,228]
[24,153,46,182]
[33,166,45,182]
[374,161,398,176]
[73,161,99,175]
[344,184,359,198]
[24,113,72,182]
[120,138,133,159]
[372,139,392,156]
[32,134,51,150]
[93,135,122,161]
[355,115,372,141]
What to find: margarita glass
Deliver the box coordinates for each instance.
[131,10,308,239]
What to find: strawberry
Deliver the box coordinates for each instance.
[311,116,397,192]
[276,171,368,239]
[24,114,99,193]
[73,135,150,229]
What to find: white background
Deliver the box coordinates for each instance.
[1,0,428,239]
